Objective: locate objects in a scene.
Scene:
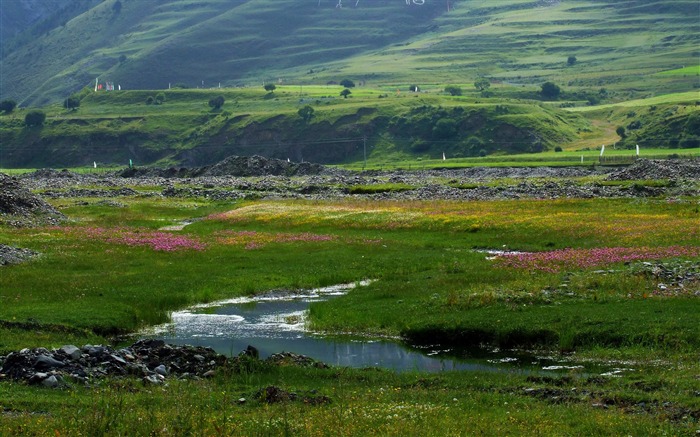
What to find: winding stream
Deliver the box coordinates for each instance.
[144,282,624,375]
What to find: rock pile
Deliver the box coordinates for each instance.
[631,261,700,296]
[606,159,700,180]
[0,244,37,266]
[114,155,333,178]
[0,172,65,226]
[202,155,330,177]
[0,340,330,387]
[0,340,225,387]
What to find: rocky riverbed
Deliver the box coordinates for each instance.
[1,157,698,267]
[10,157,700,203]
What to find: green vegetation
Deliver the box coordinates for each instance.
[0,99,17,113]
[3,85,695,169]
[208,95,225,110]
[1,186,699,434]
[23,110,46,126]
[2,1,698,107]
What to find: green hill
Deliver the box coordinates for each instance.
[1,84,697,168]
[2,0,699,168]
[0,85,584,167]
[1,0,698,106]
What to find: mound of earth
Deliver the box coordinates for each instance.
[606,159,700,180]
[0,244,37,266]
[0,173,64,226]
[114,155,333,178]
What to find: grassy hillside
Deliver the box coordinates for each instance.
[1,84,697,168]
[1,0,698,106]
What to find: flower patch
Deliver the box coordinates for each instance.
[52,226,206,252]
[495,246,700,273]
[215,230,337,250]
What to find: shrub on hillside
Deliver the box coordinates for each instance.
[540,82,561,100]
[432,118,457,139]
[209,95,225,110]
[1,99,17,113]
[24,110,46,126]
[63,97,80,110]
[444,86,462,96]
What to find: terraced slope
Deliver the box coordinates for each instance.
[1,0,698,106]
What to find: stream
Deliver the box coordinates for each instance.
[145,282,625,375]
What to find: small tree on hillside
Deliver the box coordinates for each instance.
[474,78,491,91]
[0,99,17,113]
[264,84,276,93]
[63,96,80,110]
[540,82,561,100]
[340,89,352,99]
[24,110,46,126]
[298,105,315,123]
[209,95,225,110]
[340,79,355,88]
[444,86,462,96]
[432,118,457,139]
[616,126,627,139]
[567,55,577,66]
[154,92,166,105]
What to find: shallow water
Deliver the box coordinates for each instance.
[145,282,622,374]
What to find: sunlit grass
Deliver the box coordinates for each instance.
[1,191,699,435]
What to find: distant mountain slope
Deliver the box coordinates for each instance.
[1,0,698,106]
[1,0,71,41]
[0,0,98,50]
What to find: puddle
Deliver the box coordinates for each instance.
[144,282,625,374]
[158,219,198,231]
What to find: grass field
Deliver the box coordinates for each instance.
[1,178,699,434]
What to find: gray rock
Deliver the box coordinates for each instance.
[154,364,168,376]
[60,345,82,360]
[41,375,59,388]
[143,375,162,385]
[110,354,127,365]
[28,372,48,384]
[34,354,65,370]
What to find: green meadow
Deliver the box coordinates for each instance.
[1,180,699,434]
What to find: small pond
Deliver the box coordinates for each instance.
[144,282,627,375]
